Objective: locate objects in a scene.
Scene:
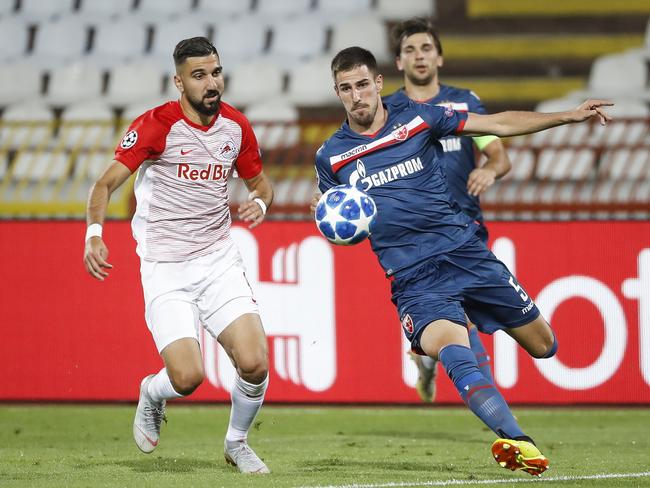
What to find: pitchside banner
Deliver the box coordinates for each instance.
[0,221,648,403]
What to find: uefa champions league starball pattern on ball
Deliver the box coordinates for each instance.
[315,185,377,245]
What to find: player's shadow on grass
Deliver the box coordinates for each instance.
[113,457,218,473]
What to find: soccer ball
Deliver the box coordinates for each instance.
[315,184,377,245]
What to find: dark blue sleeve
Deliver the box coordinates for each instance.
[467,90,488,115]
[315,145,339,193]
[419,103,469,139]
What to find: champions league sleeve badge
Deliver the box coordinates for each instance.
[120,130,138,149]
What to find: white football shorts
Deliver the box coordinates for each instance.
[139,240,259,353]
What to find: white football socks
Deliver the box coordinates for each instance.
[146,367,184,403]
[226,374,269,442]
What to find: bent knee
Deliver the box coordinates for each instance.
[530,334,558,359]
[169,370,204,395]
[237,352,269,383]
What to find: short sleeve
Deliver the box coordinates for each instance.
[467,90,500,149]
[114,112,168,172]
[420,104,468,139]
[315,146,338,193]
[234,117,263,179]
[468,90,487,115]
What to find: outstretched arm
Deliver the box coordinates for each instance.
[461,100,613,138]
[239,170,274,229]
[83,161,132,281]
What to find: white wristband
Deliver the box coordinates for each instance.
[253,198,267,215]
[85,223,103,242]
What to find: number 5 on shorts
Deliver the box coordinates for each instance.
[508,276,529,302]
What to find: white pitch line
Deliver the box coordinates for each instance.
[296,471,650,488]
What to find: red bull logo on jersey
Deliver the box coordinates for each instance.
[349,157,424,191]
[177,163,230,181]
[217,139,238,160]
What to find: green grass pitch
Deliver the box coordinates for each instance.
[1,405,649,487]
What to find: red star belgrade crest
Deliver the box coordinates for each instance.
[392,125,408,141]
[401,313,414,334]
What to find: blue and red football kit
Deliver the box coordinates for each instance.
[315,100,540,351]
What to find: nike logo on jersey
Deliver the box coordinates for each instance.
[180,149,194,155]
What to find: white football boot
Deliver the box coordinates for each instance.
[133,374,166,453]
[224,439,270,474]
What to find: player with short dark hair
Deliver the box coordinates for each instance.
[385,18,512,401]
[83,36,273,474]
[317,46,612,476]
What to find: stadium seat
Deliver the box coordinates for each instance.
[0,0,16,18]
[375,0,435,20]
[122,99,173,123]
[0,18,29,62]
[134,0,194,22]
[148,17,211,71]
[223,60,284,107]
[245,99,300,150]
[255,0,313,19]
[329,15,391,63]
[194,0,253,18]
[600,148,650,180]
[213,16,268,67]
[286,57,339,105]
[582,51,648,99]
[11,150,70,182]
[164,75,179,99]
[30,18,91,69]
[86,18,149,69]
[14,0,75,22]
[0,62,42,107]
[60,100,115,151]
[105,62,165,107]
[536,148,596,180]
[73,151,114,181]
[0,152,7,180]
[316,0,373,18]
[270,178,317,207]
[1,102,54,150]
[501,148,535,181]
[266,14,328,68]
[75,0,135,22]
[46,62,103,106]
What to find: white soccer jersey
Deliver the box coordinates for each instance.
[115,100,262,262]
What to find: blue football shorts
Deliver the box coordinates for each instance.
[390,234,540,352]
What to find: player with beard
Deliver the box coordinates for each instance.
[315,46,612,475]
[383,18,510,402]
[83,37,273,474]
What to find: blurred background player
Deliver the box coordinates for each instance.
[384,18,511,402]
[83,37,273,474]
[315,46,612,476]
